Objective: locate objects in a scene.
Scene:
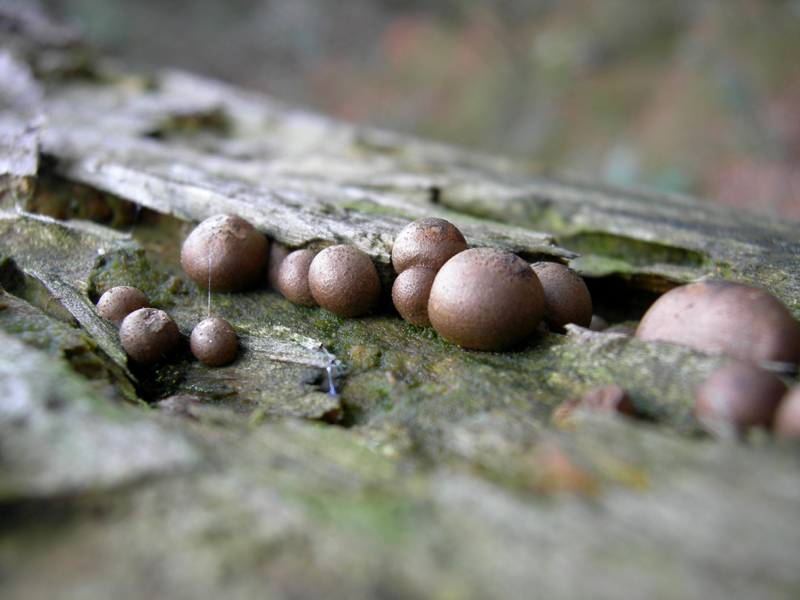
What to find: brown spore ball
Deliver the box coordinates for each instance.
[392,266,437,327]
[190,317,238,367]
[277,249,318,306]
[552,384,634,428]
[695,362,788,436]
[308,245,381,317]
[267,242,290,290]
[589,315,609,332]
[157,394,202,418]
[635,280,800,365]
[428,247,545,351]
[180,213,269,292]
[774,386,800,438]
[531,262,593,333]
[119,308,180,365]
[96,286,149,326]
[392,217,467,274]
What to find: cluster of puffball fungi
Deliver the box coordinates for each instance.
[100,211,800,440]
[390,218,593,351]
[633,280,800,438]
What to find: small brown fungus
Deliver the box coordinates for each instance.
[695,362,787,436]
[277,249,318,307]
[392,266,437,327]
[308,245,380,317]
[267,242,290,290]
[96,286,149,326]
[589,315,609,332]
[119,308,180,365]
[531,262,593,333]
[180,213,269,293]
[190,317,238,367]
[428,247,545,351]
[392,217,467,274]
[774,385,800,438]
[635,280,800,365]
[552,384,635,428]
[156,394,202,418]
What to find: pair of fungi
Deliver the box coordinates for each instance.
[277,245,380,317]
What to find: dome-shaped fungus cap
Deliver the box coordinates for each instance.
[119,308,180,365]
[392,218,467,274]
[180,214,269,293]
[695,362,787,436]
[774,385,800,438]
[428,247,545,351]
[277,249,318,307]
[531,262,592,333]
[635,280,800,365]
[96,286,149,326]
[308,245,381,317]
[392,266,437,327]
[190,317,238,366]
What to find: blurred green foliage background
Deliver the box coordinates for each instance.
[42,0,800,218]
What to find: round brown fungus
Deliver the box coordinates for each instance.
[695,362,787,436]
[635,280,800,365]
[308,245,381,317]
[428,247,545,351]
[96,286,149,326]
[531,262,593,333]
[392,217,467,274]
[190,317,238,366]
[180,213,269,293]
[277,249,318,307]
[392,266,437,327]
[119,308,180,365]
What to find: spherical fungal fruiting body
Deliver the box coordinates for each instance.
[428,248,545,351]
[695,362,787,436]
[180,214,269,293]
[635,280,800,365]
[190,317,238,366]
[308,245,381,317]
[392,218,467,274]
[531,262,592,333]
[392,266,437,327]
[96,286,149,326]
[277,249,318,306]
[119,308,180,364]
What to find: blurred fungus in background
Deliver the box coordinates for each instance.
[42,0,800,219]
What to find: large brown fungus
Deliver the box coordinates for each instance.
[635,280,800,366]
[428,248,545,351]
[180,214,269,293]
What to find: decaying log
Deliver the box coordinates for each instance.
[1,5,799,600]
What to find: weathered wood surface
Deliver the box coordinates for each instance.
[1,5,799,600]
